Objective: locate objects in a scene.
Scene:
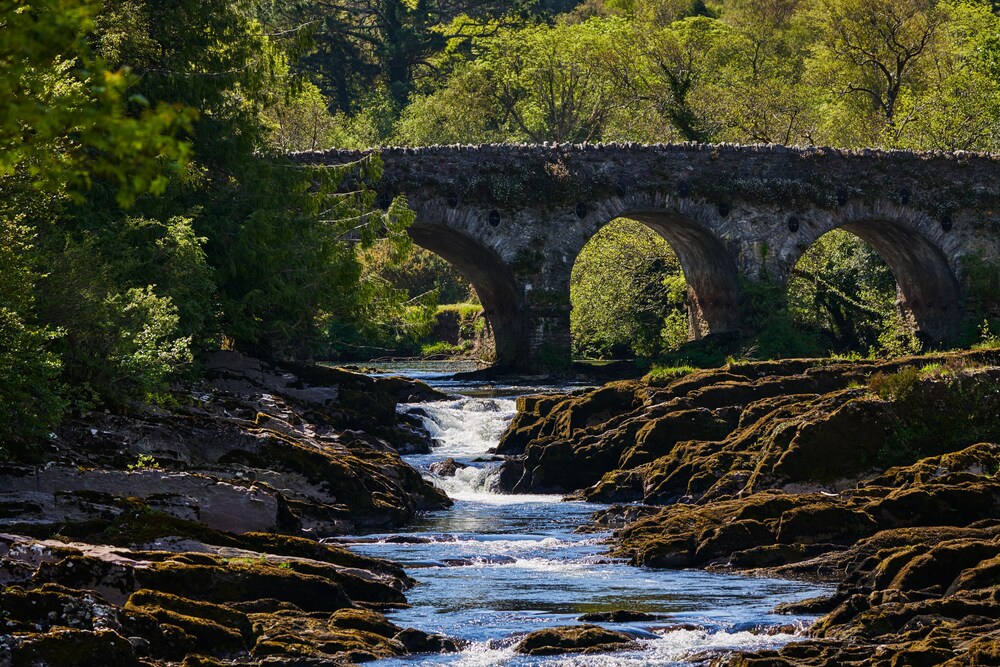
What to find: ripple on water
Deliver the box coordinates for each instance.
[352,371,833,667]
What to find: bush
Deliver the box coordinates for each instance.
[0,216,65,455]
[38,227,197,407]
[869,366,922,401]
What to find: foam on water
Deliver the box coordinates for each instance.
[357,368,831,667]
[404,396,517,460]
[374,628,808,667]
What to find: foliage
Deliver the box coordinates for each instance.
[963,253,1000,342]
[869,366,923,400]
[975,320,1000,349]
[0,215,64,455]
[0,0,193,204]
[0,0,196,445]
[644,364,697,386]
[571,219,688,359]
[787,229,904,355]
[869,365,1000,467]
[380,0,1000,149]
[421,340,471,356]
[1,0,422,450]
[128,454,161,470]
[362,244,474,304]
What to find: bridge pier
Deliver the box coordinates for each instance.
[523,304,573,369]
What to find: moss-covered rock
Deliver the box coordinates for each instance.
[135,557,355,612]
[496,352,1000,503]
[124,589,252,655]
[514,624,639,656]
[714,523,1000,666]
[4,629,140,667]
[249,609,407,662]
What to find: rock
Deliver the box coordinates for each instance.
[0,530,446,667]
[428,458,469,477]
[714,522,1000,666]
[0,466,289,535]
[514,625,640,656]
[774,503,877,545]
[577,610,666,622]
[392,627,463,653]
[125,589,250,657]
[0,353,465,667]
[23,352,453,539]
[3,629,141,667]
[493,352,1000,503]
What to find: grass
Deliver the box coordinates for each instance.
[420,340,471,357]
[436,302,482,318]
[644,364,698,386]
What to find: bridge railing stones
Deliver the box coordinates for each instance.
[291,144,1000,369]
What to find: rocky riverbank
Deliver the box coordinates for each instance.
[494,350,1000,665]
[0,352,462,666]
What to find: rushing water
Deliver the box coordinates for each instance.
[331,365,831,666]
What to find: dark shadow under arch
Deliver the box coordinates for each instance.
[408,223,524,365]
[837,219,961,343]
[624,211,742,337]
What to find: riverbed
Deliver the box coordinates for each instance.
[331,367,831,666]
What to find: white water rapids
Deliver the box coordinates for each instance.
[332,374,831,666]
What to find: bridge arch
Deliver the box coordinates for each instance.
[406,220,524,365]
[581,194,743,339]
[778,204,962,344]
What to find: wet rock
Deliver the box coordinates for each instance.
[3,629,142,667]
[714,524,1000,666]
[124,589,251,656]
[494,352,1000,504]
[514,624,640,656]
[249,608,407,663]
[577,610,667,622]
[429,458,469,477]
[392,627,463,653]
[0,530,444,667]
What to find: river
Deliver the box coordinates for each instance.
[330,364,831,666]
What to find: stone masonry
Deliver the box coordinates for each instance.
[293,143,1000,369]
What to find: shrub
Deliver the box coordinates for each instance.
[869,366,922,401]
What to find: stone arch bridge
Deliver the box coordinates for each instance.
[294,144,1000,369]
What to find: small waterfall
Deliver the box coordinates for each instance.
[401,396,558,502]
[404,396,517,459]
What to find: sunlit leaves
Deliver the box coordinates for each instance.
[571,219,687,359]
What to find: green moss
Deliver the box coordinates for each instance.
[249,610,406,662]
[125,589,253,643]
[328,608,401,636]
[643,364,697,386]
[10,629,141,667]
[136,558,354,612]
[515,625,636,656]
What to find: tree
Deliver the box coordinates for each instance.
[707,0,818,144]
[482,19,626,142]
[812,0,944,144]
[87,0,417,360]
[1,0,192,446]
[787,229,904,353]
[897,0,1000,150]
[571,219,687,358]
[394,18,629,143]
[607,16,723,141]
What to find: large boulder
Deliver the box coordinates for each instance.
[514,625,639,656]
